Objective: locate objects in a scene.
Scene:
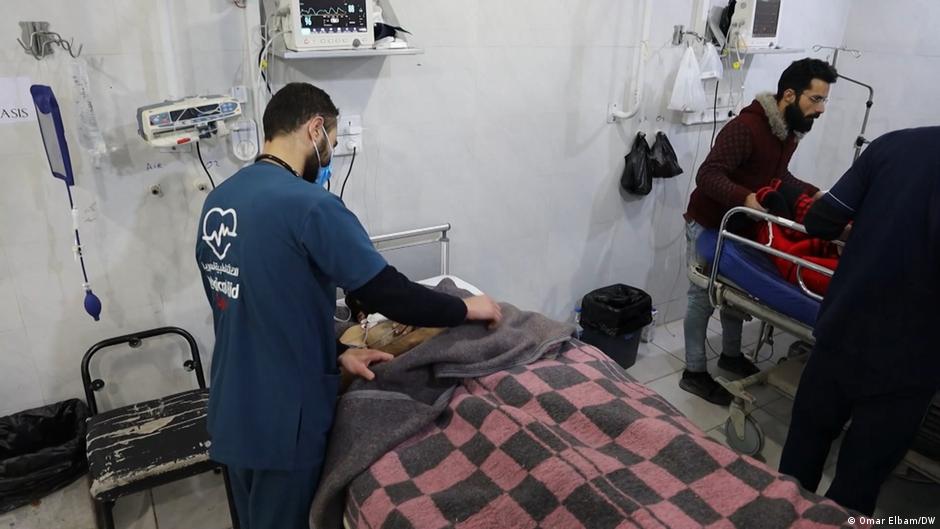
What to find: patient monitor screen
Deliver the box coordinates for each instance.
[298,0,369,35]
[752,0,782,38]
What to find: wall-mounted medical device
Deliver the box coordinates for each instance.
[137,95,242,148]
[727,0,783,50]
[280,0,376,51]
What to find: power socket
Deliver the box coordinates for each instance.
[334,114,362,157]
[334,135,361,157]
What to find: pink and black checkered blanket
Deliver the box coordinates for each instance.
[311,282,857,529]
[340,345,856,529]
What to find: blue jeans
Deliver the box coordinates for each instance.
[683,220,743,372]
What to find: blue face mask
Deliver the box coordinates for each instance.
[316,159,333,187]
[312,125,334,187]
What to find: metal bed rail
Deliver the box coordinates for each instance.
[708,207,837,306]
[370,223,451,276]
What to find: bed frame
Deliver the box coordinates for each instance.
[371,223,451,276]
[688,207,940,485]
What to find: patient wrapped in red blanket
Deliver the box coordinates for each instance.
[754,179,840,297]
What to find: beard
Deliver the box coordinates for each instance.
[785,101,820,133]
[301,135,331,183]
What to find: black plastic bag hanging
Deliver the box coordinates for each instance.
[620,132,654,196]
[374,23,411,41]
[650,132,683,179]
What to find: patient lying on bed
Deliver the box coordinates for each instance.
[755,179,842,296]
[315,280,861,529]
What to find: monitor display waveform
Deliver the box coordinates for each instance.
[298,0,368,34]
[299,7,347,16]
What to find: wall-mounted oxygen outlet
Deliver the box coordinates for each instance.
[334,114,362,157]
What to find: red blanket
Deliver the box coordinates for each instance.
[755,180,840,297]
[344,345,859,529]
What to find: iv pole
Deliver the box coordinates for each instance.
[814,45,873,162]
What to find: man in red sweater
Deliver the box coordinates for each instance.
[681,58,837,404]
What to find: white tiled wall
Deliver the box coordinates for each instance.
[0,1,857,417]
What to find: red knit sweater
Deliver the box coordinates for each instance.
[684,97,820,231]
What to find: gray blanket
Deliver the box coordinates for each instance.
[310,279,575,528]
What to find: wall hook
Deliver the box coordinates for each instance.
[17,21,83,60]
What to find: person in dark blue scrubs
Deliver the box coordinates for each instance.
[195,83,502,529]
[779,127,940,516]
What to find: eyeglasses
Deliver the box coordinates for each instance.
[804,94,829,105]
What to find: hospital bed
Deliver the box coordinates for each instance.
[322,223,864,529]
[688,206,940,484]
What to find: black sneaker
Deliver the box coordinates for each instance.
[717,354,760,377]
[679,370,733,406]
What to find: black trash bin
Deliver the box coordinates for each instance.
[579,284,653,369]
[0,399,89,514]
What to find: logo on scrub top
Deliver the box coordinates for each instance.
[202,207,238,260]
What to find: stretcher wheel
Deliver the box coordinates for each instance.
[724,415,764,456]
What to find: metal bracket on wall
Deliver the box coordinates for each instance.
[17,21,83,60]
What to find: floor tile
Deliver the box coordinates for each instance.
[152,472,233,529]
[625,343,685,384]
[646,371,731,432]
[654,320,721,361]
[0,475,96,529]
[112,491,158,529]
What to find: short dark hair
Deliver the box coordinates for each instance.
[262,82,339,141]
[776,58,838,100]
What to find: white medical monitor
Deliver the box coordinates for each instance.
[285,0,375,51]
[729,0,783,49]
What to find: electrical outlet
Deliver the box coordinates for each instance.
[334,114,362,157]
[334,135,361,157]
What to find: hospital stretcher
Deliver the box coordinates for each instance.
[688,206,940,485]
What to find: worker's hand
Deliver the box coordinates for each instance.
[840,223,852,241]
[338,348,394,381]
[744,193,767,213]
[464,295,503,329]
[814,190,827,200]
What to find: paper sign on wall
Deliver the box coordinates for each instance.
[0,77,35,124]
